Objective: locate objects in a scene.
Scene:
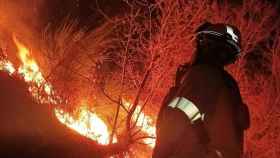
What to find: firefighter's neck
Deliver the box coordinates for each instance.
[192,50,226,69]
[196,59,225,69]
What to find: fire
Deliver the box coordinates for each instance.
[0,36,156,155]
[8,36,114,145]
[123,101,156,148]
[55,105,116,145]
[0,60,15,74]
[13,35,44,84]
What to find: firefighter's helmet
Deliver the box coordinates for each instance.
[195,22,242,64]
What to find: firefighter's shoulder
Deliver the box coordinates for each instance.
[185,64,225,86]
[180,64,226,114]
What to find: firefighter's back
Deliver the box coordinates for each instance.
[153,64,248,158]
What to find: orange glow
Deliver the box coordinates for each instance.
[11,36,114,145]
[12,36,54,104]
[0,60,16,74]
[55,105,116,145]
[1,35,156,156]
[13,35,44,84]
[123,101,156,148]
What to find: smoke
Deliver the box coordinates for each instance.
[0,0,45,68]
[0,0,45,33]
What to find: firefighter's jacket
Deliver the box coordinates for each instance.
[152,64,250,158]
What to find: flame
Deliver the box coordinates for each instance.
[9,36,114,145]
[0,36,157,155]
[13,35,44,84]
[123,101,156,148]
[0,60,16,74]
[55,105,116,145]
[134,107,156,147]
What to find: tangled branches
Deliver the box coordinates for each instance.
[38,0,280,157]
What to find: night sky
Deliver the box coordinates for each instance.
[41,0,126,30]
[40,0,279,30]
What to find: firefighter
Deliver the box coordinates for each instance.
[152,22,250,158]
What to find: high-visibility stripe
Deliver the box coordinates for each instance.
[226,26,239,43]
[168,97,204,123]
[196,30,241,53]
[215,149,224,158]
[197,30,224,37]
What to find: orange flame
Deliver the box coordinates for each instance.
[10,36,114,145]
[55,105,117,145]
[123,101,156,148]
[0,36,157,156]
[0,60,16,74]
[13,35,43,84]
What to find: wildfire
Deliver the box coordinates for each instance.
[123,101,156,148]
[0,36,156,152]
[0,60,15,74]
[13,35,53,98]
[0,36,113,145]
[55,105,116,145]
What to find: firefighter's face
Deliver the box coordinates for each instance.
[195,36,240,66]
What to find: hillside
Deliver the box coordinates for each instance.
[0,71,124,158]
